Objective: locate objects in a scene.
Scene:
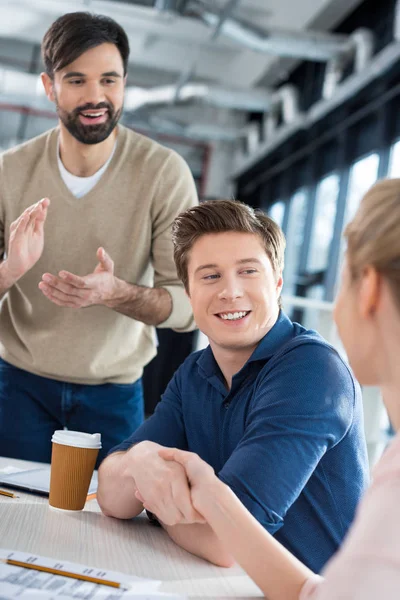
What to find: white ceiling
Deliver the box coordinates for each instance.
[0,0,364,88]
[0,0,366,166]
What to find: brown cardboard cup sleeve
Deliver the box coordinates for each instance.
[49,431,101,511]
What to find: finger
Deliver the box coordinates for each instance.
[39,197,50,209]
[158,448,192,467]
[143,474,186,526]
[10,211,29,234]
[97,247,114,272]
[26,207,46,236]
[171,475,205,524]
[41,274,88,298]
[39,292,79,308]
[32,202,50,229]
[157,501,185,526]
[32,197,49,215]
[38,283,83,307]
[142,493,184,526]
[15,212,30,234]
[58,271,88,289]
[27,199,47,218]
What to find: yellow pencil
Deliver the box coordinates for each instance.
[0,489,19,498]
[1,558,129,589]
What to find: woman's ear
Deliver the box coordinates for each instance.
[359,266,380,318]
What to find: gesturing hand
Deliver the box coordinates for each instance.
[127,441,205,527]
[39,247,117,308]
[5,198,50,281]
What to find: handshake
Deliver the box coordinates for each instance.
[98,440,219,528]
[1,198,117,308]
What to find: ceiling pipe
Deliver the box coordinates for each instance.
[145,115,241,140]
[180,0,351,62]
[233,39,400,176]
[322,28,375,100]
[352,29,375,73]
[261,85,301,140]
[125,82,275,113]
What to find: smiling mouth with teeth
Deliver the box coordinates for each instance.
[80,111,107,118]
[217,311,250,321]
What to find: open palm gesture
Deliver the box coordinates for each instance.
[6,198,50,280]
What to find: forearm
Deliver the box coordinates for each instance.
[97,451,144,519]
[162,521,234,568]
[197,480,314,600]
[105,277,172,326]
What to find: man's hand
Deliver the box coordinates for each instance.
[159,447,219,516]
[39,246,117,308]
[3,198,50,283]
[128,441,205,526]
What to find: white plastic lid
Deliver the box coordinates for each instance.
[51,430,102,449]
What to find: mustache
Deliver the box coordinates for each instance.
[73,102,113,116]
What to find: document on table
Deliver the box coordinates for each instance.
[0,549,185,600]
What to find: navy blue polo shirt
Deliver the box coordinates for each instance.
[111,311,369,573]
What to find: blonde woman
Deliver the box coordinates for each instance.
[160,179,400,600]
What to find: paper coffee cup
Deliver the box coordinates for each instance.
[49,430,101,511]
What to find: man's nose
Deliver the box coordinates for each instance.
[217,276,244,301]
[82,81,105,105]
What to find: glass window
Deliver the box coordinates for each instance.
[307,173,340,272]
[334,153,380,297]
[344,153,380,226]
[300,174,339,329]
[282,188,308,297]
[303,285,325,330]
[269,201,285,228]
[388,140,400,177]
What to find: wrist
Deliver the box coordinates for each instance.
[0,259,22,288]
[103,277,137,309]
[193,477,226,515]
[128,440,161,463]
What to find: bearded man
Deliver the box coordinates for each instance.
[0,12,197,464]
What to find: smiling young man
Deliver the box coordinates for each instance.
[98,200,369,573]
[0,12,197,465]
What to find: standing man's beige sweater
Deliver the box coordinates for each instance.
[0,125,197,384]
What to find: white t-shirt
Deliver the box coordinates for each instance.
[57,141,117,198]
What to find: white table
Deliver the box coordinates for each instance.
[0,457,262,599]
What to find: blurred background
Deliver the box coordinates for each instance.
[0,0,398,465]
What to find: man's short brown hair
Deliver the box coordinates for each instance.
[172,199,285,304]
[42,12,130,78]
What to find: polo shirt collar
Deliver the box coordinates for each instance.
[247,311,295,363]
[196,311,295,381]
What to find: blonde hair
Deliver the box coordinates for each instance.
[345,178,400,307]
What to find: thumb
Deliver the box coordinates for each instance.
[97,247,114,272]
[158,447,189,468]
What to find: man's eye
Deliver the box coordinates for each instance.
[69,80,83,85]
[242,269,257,275]
[103,78,116,85]
[203,274,219,280]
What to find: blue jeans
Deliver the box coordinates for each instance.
[0,358,144,467]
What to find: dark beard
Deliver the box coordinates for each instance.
[56,100,122,145]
